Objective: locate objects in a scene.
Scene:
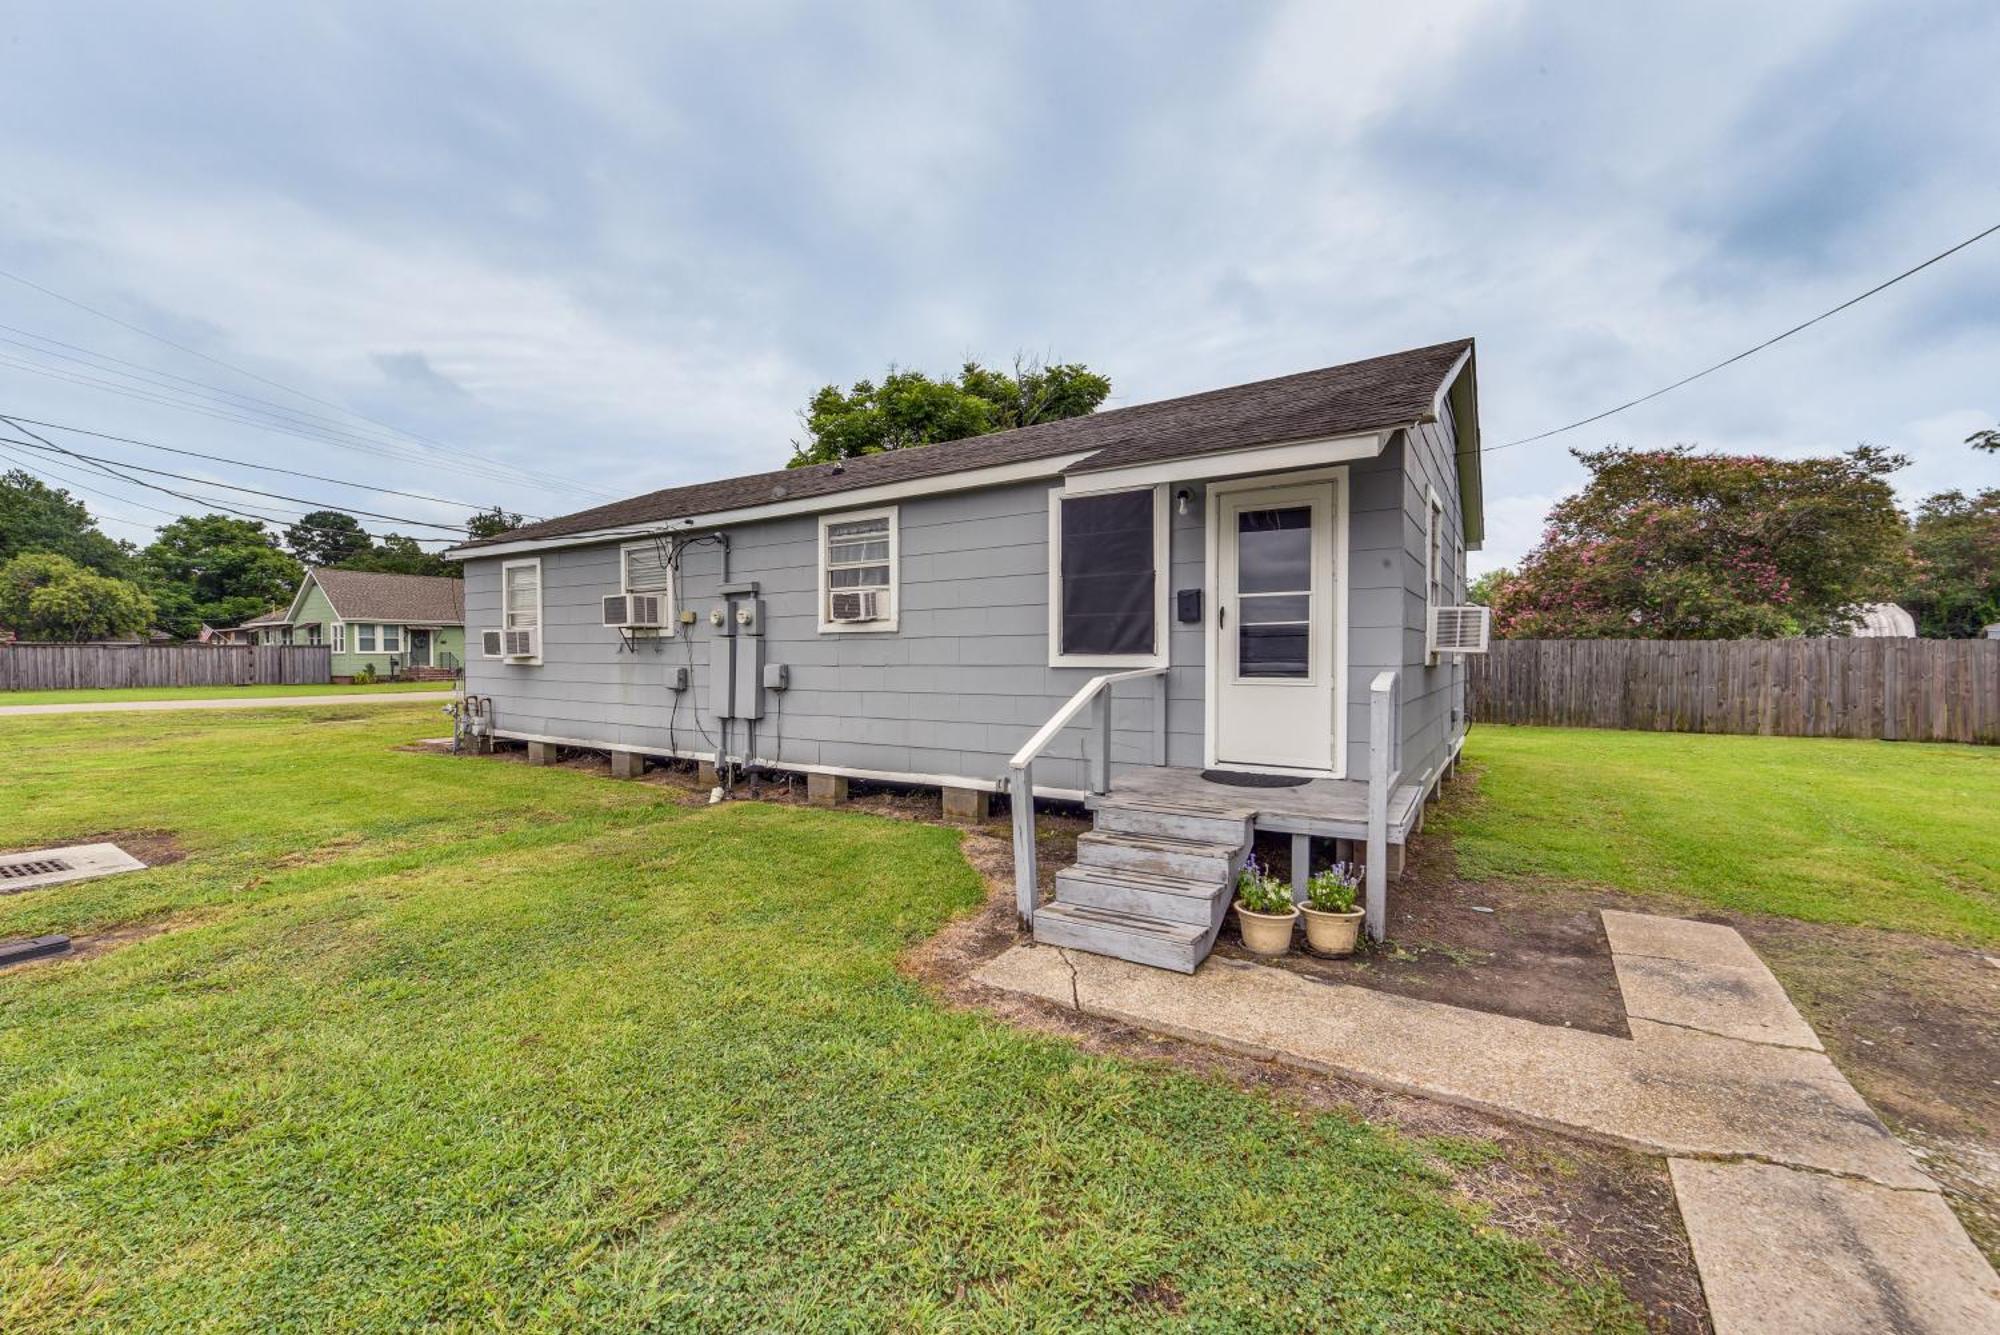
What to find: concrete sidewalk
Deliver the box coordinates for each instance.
[0,692,450,717]
[974,909,2000,1333]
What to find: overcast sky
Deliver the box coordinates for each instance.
[1,1,1995,571]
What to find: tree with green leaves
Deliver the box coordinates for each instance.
[285,509,373,568]
[466,506,526,540]
[139,514,303,639]
[335,534,452,577]
[0,551,155,641]
[1467,569,1507,607]
[0,470,135,576]
[1484,446,1909,639]
[789,357,1110,467]
[1969,426,1998,454]
[1899,488,1999,638]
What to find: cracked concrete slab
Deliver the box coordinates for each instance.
[1671,1159,2000,1333]
[973,908,2000,1333]
[1601,909,1766,971]
[1613,951,1823,1050]
[972,943,1927,1189]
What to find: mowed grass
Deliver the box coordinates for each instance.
[0,680,453,706]
[1447,726,2000,945]
[0,707,1634,1332]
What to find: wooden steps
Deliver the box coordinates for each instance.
[1032,796,1253,973]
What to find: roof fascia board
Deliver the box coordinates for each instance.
[446,450,1098,560]
[1061,431,1384,495]
[1431,346,1474,421]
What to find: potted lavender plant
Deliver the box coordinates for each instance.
[1233,859,1298,957]
[1300,863,1366,956]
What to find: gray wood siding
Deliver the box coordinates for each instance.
[464,442,1445,791]
[1391,398,1473,786]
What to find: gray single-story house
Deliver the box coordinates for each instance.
[448,339,1489,970]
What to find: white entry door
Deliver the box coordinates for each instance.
[1210,479,1339,774]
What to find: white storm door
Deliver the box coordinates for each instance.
[1212,481,1336,772]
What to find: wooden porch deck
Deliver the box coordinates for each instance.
[1087,766,1427,843]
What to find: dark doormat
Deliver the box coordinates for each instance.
[1200,769,1310,788]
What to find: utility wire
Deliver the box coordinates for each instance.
[0,348,596,499]
[0,264,613,498]
[0,411,525,513]
[0,427,469,531]
[1486,218,2000,454]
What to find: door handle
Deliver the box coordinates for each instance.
[1219,606,1227,629]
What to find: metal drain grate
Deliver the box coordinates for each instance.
[0,858,73,881]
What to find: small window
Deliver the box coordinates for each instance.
[383,625,402,653]
[503,558,543,662]
[357,624,377,653]
[331,622,345,653]
[621,540,677,633]
[818,508,898,633]
[1049,486,1168,667]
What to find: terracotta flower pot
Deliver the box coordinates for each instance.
[1301,905,1366,956]
[1234,901,1298,957]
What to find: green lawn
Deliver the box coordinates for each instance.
[0,681,453,706]
[1447,726,2000,945]
[0,706,1632,1332]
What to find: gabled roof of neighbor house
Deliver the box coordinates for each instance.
[286,569,465,626]
[234,608,292,628]
[454,338,1478,553]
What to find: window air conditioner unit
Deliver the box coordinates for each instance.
[480,629,504,658]
[502,628,538,660]
[602,592,666,629]
[1430,605,1492,655]
[828,589,884,623]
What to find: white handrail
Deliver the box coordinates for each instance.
[1008,666,1168,769]
[1364,670,1400,942]
[1009,665,1168,928]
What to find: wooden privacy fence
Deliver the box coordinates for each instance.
[0,644,333,692]
[1467,638,2000,745]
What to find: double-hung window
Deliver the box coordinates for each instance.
[357,623,378,653]
[818,507,898,632]
[331,622,345,653]
[1424,488,1446,665]
[503,559,543,663]
[1049,485,1169,667]
[383,624,402,654]
[621,539,677,631]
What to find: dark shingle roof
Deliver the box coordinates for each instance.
[310,569,465,624]
[461,339,1472,551]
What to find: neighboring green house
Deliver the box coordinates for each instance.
[253,569,466,680]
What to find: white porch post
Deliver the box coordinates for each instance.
[1011,761,1037,928]
[1365,670,1399,941]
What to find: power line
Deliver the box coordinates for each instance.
[0,411,525,513]
[0,264,614,498]
[0,346,600,500]
[1,436,469,531]
[1487,218,2000,454]
[0,425,472,535]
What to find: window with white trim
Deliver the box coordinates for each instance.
[1049,485,1169,667]
[621,539,677,632]
[331,622,345,653]
[1424,488,1445,665]
[383,624,402,653]
[818,507,898,632]
[357,623,377,653]
[503,558,543,663]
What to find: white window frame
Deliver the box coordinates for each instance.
[1424,486,1445,666]
[817,506,899,634]
[1048,483,1171,669]
[382,624,402,654]
[502,557,544,664]
[620,539,678,635]
[331,621,344,654]
[356,623,378,654]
